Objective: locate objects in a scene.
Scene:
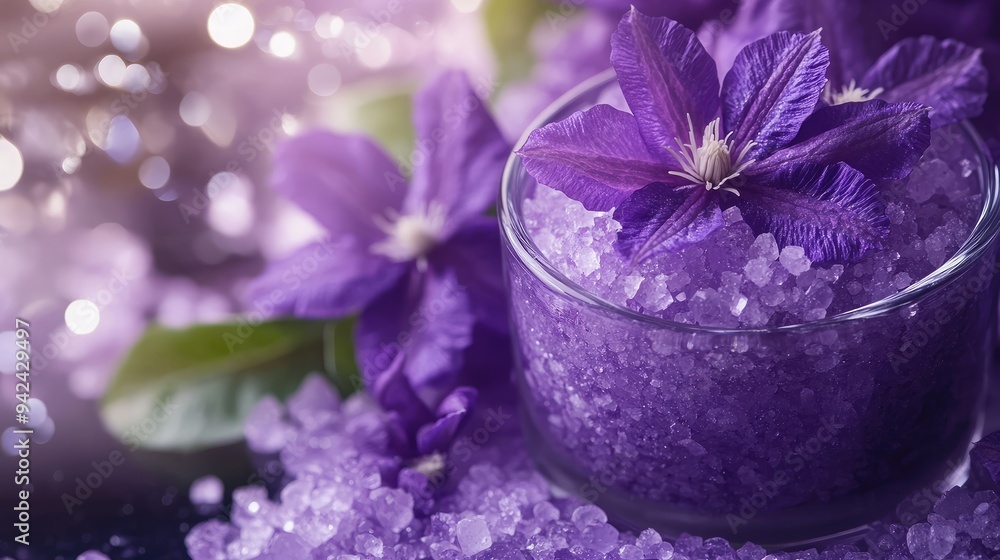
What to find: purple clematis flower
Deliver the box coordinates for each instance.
[701,0,988,129]
[247,70,511,458]
[518,8,931,264]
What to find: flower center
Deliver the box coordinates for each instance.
[411,452,446,479]
[371,203,447,262]
[823,79,884,106]
[667,115,756,196]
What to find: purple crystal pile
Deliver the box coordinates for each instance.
[184,374,1000,560]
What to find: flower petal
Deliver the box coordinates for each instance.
[753,99,931,180]
[245,238,404,319]
[407,71,510,235]
[370,353,433,438]
[611,7,721,150]
[272,130,405,242]
[971,431,1000,487]
[356,267,474,407]
[861,36,987,129]
[703,0,870,85]
[517,104,674,211]
[416,386,478,455]
[430,217,508,334]
[722,30,829,159]
[614,185,724,263]
[738,163,889,263]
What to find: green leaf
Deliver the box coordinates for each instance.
[100,319,339,452]
[323,317,362,396]
[484,0,550,85]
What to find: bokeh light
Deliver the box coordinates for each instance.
[180,92,212,127]
[53,64,83,91]
[0,137,24,192]
[307,64,342,96]
[269,31,297,58]
[76,11,110,47]
[208,4,255,49]
[110,19,143,53]
[139,156,171,190]
[96,54,127,87]
[65,299,101,335]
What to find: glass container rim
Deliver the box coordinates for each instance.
[499,69,1000,335]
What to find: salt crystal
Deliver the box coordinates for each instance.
[77,552,110,560]
[532,501,560,522]
[287,373,340,426]
[778,246,811,276]
[456,516,492,555]
[570,504,607,528]
[244,396,291,454]
[743,258,773,287]
[635,528,662,554]
[189,475,224,506]
[355,533,385,558]
[371,487,415,532]
[280,479,314,515]
[581,522,620,553]
[260,532,311,560]
[723,206,743,225]
[748,233,779,261]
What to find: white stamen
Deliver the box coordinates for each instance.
[371,202,447,263]
[411,452,446,479]
[823,79,884,106]
[666,115,756,195]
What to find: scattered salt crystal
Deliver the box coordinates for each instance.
[571,504,607,528]
[287,372,340,426]
[370,487,415,532]
[244,396,291,454]
[532,501,560,522]
[456,516,492,555]
[189,475,224,506]
[635,529,663,555]
[280,479,314,515]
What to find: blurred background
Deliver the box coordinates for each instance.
[0,0,997,558]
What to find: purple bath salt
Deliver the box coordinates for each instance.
[190,475,225,506]
[502,71,1000,544]
[186,373,1000,559]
